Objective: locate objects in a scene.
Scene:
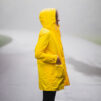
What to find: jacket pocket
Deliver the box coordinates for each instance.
[55,64,64,78]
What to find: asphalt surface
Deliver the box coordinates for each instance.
[0,30,101,101]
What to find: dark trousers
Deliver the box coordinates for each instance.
[43,91,56,101]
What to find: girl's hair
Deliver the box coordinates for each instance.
[56,10,58,25]
[56,10,59,25]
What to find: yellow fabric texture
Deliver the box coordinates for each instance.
[35,8,70,91]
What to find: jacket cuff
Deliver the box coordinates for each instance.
[54,55,58,64]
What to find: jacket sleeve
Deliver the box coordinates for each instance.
[34,30,58,64]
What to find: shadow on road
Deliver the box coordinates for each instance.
[65,57,101,77]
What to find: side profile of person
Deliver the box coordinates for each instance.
[34,8,70,101]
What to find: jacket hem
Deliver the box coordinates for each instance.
[39,86,64,91]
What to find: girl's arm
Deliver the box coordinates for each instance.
[35,30,58,64]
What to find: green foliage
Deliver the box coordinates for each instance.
[0,34,12,47]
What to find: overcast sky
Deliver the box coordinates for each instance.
[0,0,101,35]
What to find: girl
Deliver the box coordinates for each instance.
[35,8,70,101]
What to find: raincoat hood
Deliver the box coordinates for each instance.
[39,8,60,30]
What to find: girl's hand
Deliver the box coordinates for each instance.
[56,56,61,65]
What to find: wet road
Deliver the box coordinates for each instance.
[0,30,101,101]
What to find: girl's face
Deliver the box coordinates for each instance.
[56,10,60,25]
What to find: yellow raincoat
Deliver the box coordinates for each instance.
[35,8,70,91]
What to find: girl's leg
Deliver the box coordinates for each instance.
[43,91,56,101]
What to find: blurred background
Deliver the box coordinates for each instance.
[0,0,101,101]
